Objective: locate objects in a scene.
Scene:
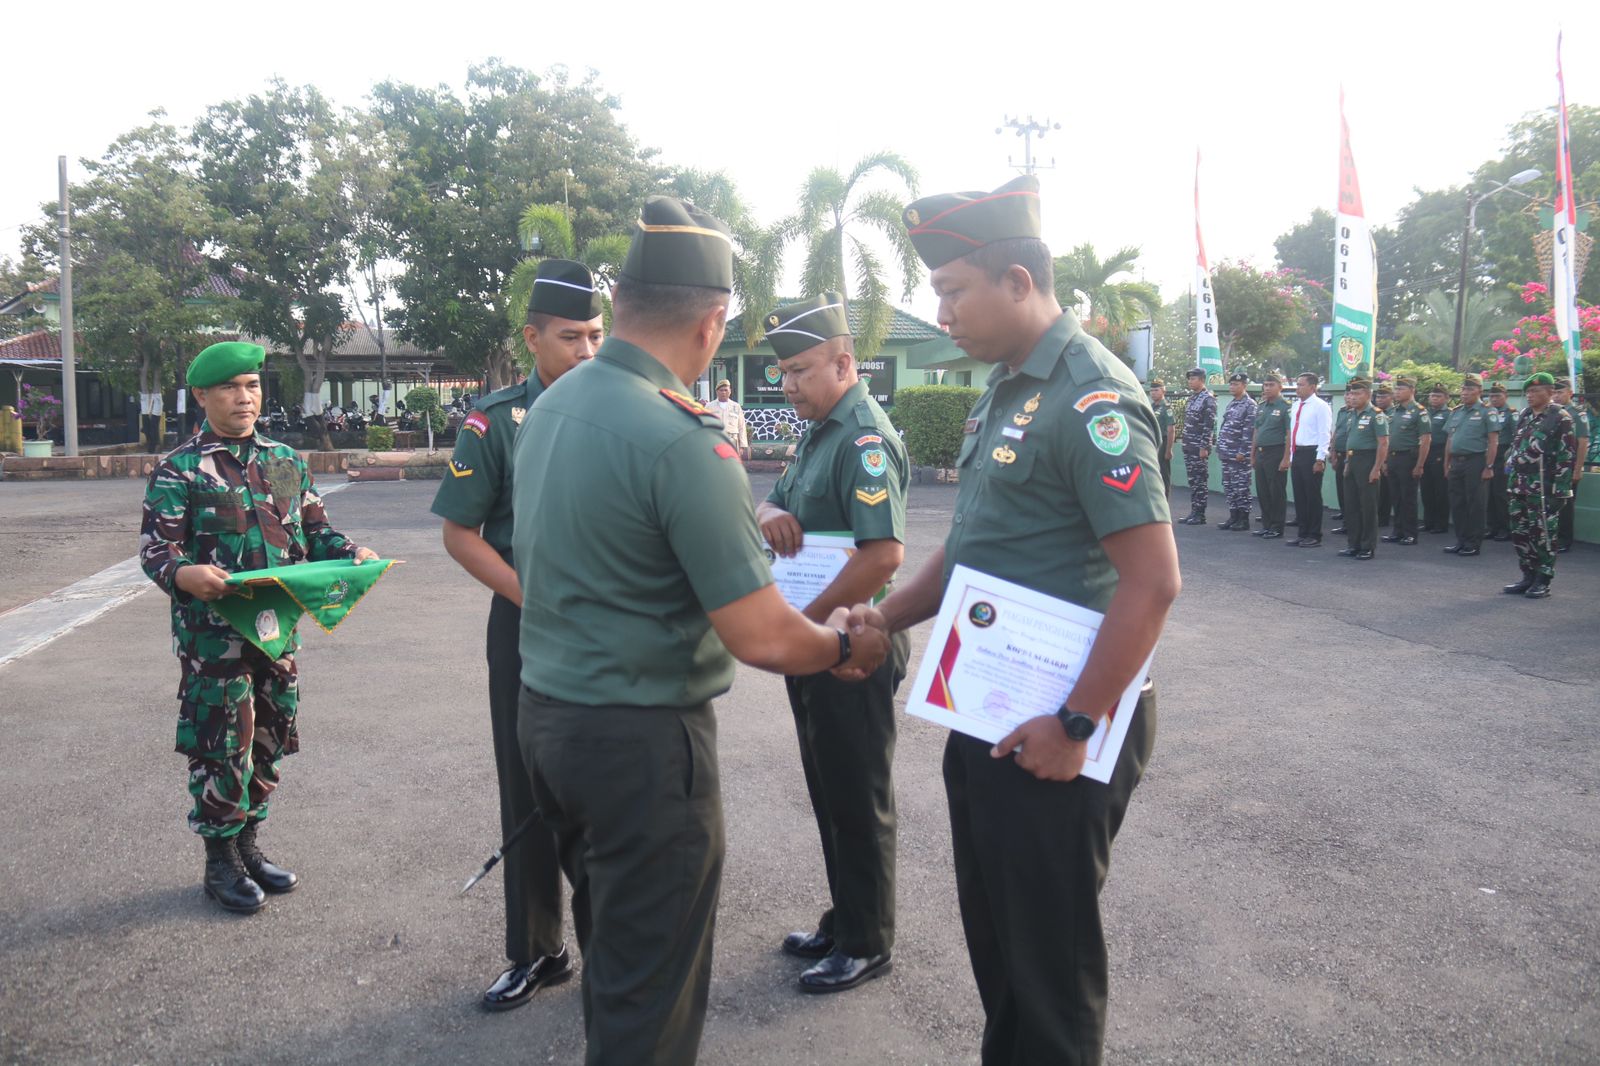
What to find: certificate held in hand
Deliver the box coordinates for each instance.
[907,564,1153,784]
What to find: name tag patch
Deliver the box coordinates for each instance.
[1001,426,1026,441]
[964,419,980,434]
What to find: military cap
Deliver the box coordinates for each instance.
[1394,376,1416,388]
[1185,367,1207,379]
[1552,377,1571,390]
[1148,378,1166,388]
[188,341,264,388]
[1460,373,1482,387]
[1488,382,1507,394]
[1228,371,1249,383]
[1262,373,1283,385]
[1374,383,1393,395]
[1346,377,1372,391]
[527,259,604,323]
[902,174,1042,270]
[620,196,733,290]
[1428,382,1448,394]
[716,378,732,390]
[765,292,851,360]
[1526,372,1556,387]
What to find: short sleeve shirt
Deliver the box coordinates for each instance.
[1345,406,1388,450]
[1333,406,1352,451]
[1426,404,1451,444]
[1446,400,1491,454]
[1253,397,1292,446]
[429,376,544,559]
[1486,404,1516,451]
[767,380,907,547]
[942,314,1170,614]
[511,339,773,708]
[1387,400,1427,450]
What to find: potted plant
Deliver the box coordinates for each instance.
[19,384,59,457]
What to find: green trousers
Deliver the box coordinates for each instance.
[1343,451,1380,553]
[519,690,722,1066]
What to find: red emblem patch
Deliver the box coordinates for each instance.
[1100,463,1142,493]
[714,442,738,460]
[462,411,490,438]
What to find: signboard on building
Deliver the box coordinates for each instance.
[856,357,897,408]
[742,355,786,406]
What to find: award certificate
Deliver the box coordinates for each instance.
[765,532,856,610]
[907,564,1153,784]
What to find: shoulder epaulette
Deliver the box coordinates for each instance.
[854,399,876,426]
[659,389,723,429]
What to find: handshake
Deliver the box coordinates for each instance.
[824,603,892,682]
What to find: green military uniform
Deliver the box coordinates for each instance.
[1340,385,1387,556]
[510,199,760,1066]
[1373,387,1394,527]
[1444,381,1494,552]
[140,344,360,841]
[1252,384,1292,536]
[1422,388,1452,532]
[1332,403,1352,518]
[1505,374,1578,594]
[1151,380,1176,496]
[764,295,910,964]
[430,258,602,976]
[1486,389,1516,539]
[1385,382,1428,542]
[904,175,1167,1066]
[1554,385,1590,550]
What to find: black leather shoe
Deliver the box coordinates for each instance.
[1491,532,1511,542]
[798,950,892,994]
[1287,537,1321,548]
[236,820,297,894]
[1503,573,1535,594]
[781,930,835,959]
[1329,510,1343,519]
[203,836,266,914]
[1252,527,1270,536]
[1458,546,1480,557]
[1337,548,1358,557]
[1355,551,1374,560]
[1329,526,1347,535]
[1399,537,1417,545]
[1261,529,1283,539]
[1525,578,1552,599]
[1443,544,1462,554]
[1381,534,1402,543]
[483,947,574,1011]
[1556,543,1572,554]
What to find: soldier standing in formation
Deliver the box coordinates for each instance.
[140,341,377,913]
[1150,378,1176,496]
[1503,372,1578,599]
[431,259,603,1010]
[1486,383,1516,541]
[508,197,889,1064]
[1329,391,1352,534]
[756,293,909,994]
[1552,378,1590,553]
[1337,378,1388,560]
[1442,374,1497,557]
[1178,367,1216,524]
[1381,376,1428,546]
[1216,371,1256,530]
[1373,384,1394,529]
[1251,373,1291,539]
[1421,383,1452,534]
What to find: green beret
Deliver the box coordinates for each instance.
[903,174,1042,269]
[1347,377,1371,391]
[620,197,733,290]
[189,341,264,388]
[1394,376,1415,388]
[1526,372,1556,387]
[766,293,851,360]
[1461,373,1482,387]
[527,259,603,323]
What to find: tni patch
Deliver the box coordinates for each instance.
[449,459,474,478]
[1100,463,1142,493]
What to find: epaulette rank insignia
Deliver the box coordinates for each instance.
[660,389,709,418]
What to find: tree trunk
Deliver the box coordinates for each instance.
[484,341,518,392]
[297,342,333,452]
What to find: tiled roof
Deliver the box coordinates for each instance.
[722,303,944,348]
[250,322,439,360]
[0,329,65,361]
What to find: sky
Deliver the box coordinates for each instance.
[2,0,1594,325]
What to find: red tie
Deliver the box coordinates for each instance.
[1292,401,1302,449]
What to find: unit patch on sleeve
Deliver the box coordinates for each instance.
[1099,463,1142,493]
[1072,390,1122,413]
[860,448,887,477]
[449,459,474,478]
[713,441,738,460]
[462,411,490,438]
[1088,412,1130,455]
[855,487,889,507]
[855,434,884,447]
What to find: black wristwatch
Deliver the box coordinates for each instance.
[1057,707,1098,741]
[832,627,852,668]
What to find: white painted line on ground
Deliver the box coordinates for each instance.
[0,480,351,671]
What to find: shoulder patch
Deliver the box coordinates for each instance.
[1073,390,1122,413]
[855,434,884,447]
[449,458,473,478]
[713,441,739,460]
[660,389,709,418]
[855,487,889,507]
[1100,463,1143,493]
[462,411,490,438]
[1088,412,1130,455]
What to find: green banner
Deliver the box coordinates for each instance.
[1330,307,1374,387]
[213,558,398,658]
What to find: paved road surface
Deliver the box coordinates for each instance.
[1,475,1595,1064]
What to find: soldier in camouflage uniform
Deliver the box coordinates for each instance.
[141,341,376,913]
[1503,372,1578,600]
[1177,367,1216,524]
[1216,371,1256,530]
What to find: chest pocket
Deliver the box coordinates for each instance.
[261,458,301,518]
[957,431,982,469]
[194,491,247,533]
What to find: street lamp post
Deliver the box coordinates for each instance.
[1452,168,1541,367]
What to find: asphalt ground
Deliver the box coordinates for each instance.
[0,473,1596,1065]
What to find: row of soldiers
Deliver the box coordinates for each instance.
[1150,369,1588,595]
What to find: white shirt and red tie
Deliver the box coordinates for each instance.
[1291,393,1333,462]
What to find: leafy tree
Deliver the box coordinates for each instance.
[373,62,664,391]
[1149,294,1195,384]
[1209,261,1315,373]
[27,116,227,447]
[1052,243,1159,352]
[503,202,631,366]
[668,168,782,347]
[0,254,49,340]
[1397,289,1512,369]
[771,152,920,361]
[193,80,366,450]
[1488,281,1600,394]
[1375,188,1466,332]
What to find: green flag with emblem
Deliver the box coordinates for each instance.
[213,558,398,658]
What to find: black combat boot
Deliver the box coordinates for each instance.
[204,835,266,913]
[1502,570,1535,595]
[1216,509,1237,529]
[1179,508,1206,525]
[1233,509,1252,530]
[1524,576,1552,599]
[236,819,299,893]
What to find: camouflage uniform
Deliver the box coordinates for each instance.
[1218,391,1257,511]
[1506,404,1577,581]
[140,423,359,838]
[1181,388,1217,513]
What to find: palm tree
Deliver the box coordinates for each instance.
[769,152,921,360]
[1400,289,1513,368]
[668,169,784,347]
[1053,243,1160,351]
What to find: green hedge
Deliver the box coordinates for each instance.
[366,424,396,451]
[891,385,982,468]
